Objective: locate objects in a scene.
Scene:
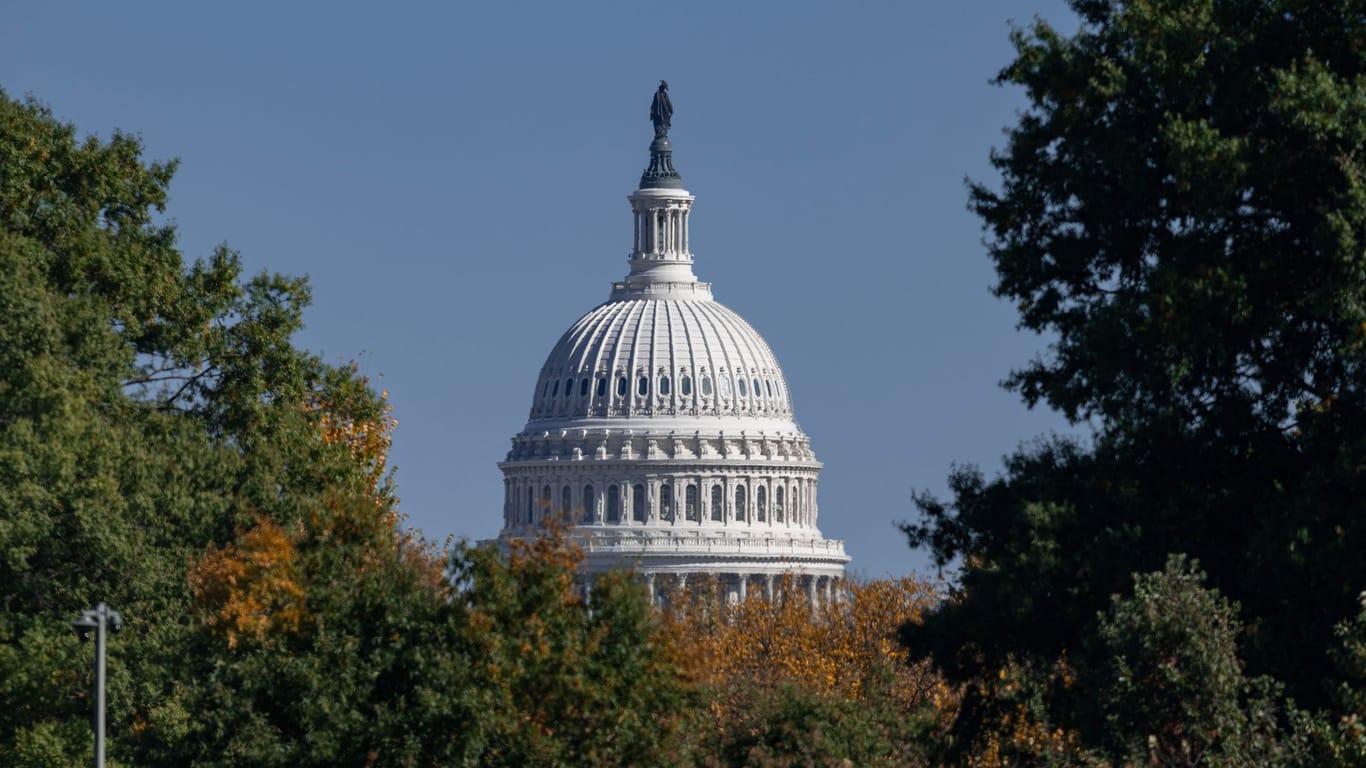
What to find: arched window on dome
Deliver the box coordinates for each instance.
[659,375,670,396]
[680,375,692,397]
[775,486,785,522]
[757,486,767,522]
[753,379,763,399]
[561,486,572,521]
[735,486,747,521]
[710,485,723,521]
[542,380,552,397]
[541,485,552,522]
[582,484,595,523]
[737,378,748,398]
[596,377,607,398]
[660,483,673,522]
[685,484,699,521]
[765,379,774,398]
[580,378,590,398]
[632,484,646,522]
[616,377,628,398]
[637,376,649,397]
[607,485,620,523]
[550,380,560,398]
[701,376,713,397]
[719,377,731,397]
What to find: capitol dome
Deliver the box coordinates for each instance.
[498,83,848,603]
[528,298,797,425]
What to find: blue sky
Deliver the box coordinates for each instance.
[7,1,1083,578]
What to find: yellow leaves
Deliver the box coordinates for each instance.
[964,658,1087,768]
[663,575,944,719]
[304,368,398,506]
[188,516,305,650]
[187,489,447,651]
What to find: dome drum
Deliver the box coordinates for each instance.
[500,463,822,530]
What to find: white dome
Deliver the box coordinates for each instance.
[496,95,848,597]
[526,297,797,426]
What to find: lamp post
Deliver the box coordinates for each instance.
[71,603,122,768]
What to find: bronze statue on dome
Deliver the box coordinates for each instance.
[650,80,672,138]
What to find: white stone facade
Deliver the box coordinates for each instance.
[497,118,849,602]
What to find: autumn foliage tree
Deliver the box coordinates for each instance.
[662,575,947,766]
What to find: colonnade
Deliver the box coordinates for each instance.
[632,200,691,258]
[636,572,840,608]
[504,472,819,530]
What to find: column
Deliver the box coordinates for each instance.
[737,574,747,602]
[806,575,818,608]
[765,574,775,601]
[646,573,656,605]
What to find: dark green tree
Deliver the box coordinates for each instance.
[1091,556,1285,766]
[902,0,1366,750]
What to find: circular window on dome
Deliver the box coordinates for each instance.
[701,376,713,397]
[680,375,692,397]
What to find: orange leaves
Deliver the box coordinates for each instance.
[188,516,305,650]
[189,496,447,651]
[304,366,398,505]
[664,575,944,715]
[964,658,1088,768]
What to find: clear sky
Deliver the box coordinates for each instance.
[7,1,1083,579]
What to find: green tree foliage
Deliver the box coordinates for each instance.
[449,531,694,767]
[700,683,910,768]
[902,0,1366,756]
[0,91,693,767]
[0,87,371,767]
[1090,556,1285,766]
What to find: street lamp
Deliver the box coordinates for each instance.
[71,603,122,768]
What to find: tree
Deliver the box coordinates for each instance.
[902,0,1366,750]
[449,529,695,767]
[1091,556,1285,766]
[0,90,699,768]
[0,88,418,766]
[664,576,947,766]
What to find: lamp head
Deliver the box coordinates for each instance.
[71,614,98,642]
